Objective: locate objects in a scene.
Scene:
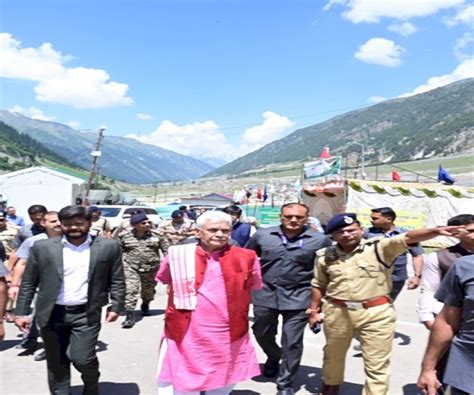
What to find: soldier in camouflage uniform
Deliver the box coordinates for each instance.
[118,212,169,328]
[0,211,19,258]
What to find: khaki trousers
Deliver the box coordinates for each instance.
[321,302,396,395]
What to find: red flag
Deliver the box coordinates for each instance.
[392,171,401,181]
[320,146,331,159]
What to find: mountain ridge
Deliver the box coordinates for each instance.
[0,110,214,184]
[208,78,474,176]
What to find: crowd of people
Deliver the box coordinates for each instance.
[0,201,473,395]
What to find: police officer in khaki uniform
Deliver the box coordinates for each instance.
[118,212,169,328]
[308,213,460,395]
[158,210,196,246]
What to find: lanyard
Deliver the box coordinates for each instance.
[280,235,304,249]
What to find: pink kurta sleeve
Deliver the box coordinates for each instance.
[156,255,171,284]
[251,257,263,290]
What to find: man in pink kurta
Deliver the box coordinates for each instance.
[156,211,262,394]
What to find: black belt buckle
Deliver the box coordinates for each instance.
[57,304,86,313]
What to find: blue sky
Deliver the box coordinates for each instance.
[1,0,473,162]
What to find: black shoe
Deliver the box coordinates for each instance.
[122,311,135,329]
[277,389,295,395]
[34,350,46,361]
[15,338,38,350]
[140,303,150,316]
[263,358,279,378]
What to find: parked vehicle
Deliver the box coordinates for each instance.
[95,205,164,230]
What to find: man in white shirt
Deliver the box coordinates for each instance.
[14,205,125,395]
[417,214,474,329]
[8,211,62,358]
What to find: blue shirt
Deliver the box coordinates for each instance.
[6,214,25,227]
[246,225,332,310]
[365,227,424,281]
[435,255,474,393]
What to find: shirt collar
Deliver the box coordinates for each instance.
[368,226,402,236]
[61,234,93,248]
[270,225,312,239]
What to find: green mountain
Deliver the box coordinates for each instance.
[0,111,214,183]
[0,121,81,172]
[208,78,474,176]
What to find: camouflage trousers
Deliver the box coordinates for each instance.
[123,263,159,311]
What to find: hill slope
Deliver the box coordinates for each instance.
[0,121,83,172]
[0,111,213,183]
[209,78,474,176]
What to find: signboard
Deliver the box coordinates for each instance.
[259,207,281,227]
[303,156,342,180]
[347,207,426,230]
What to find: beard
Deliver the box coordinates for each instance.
[65,230,88,239]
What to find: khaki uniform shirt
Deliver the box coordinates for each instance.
[118,228,169,272]
[312,234,408,301]
[0,223,20,256]
[90,217,111,237]
[158,219,196,245]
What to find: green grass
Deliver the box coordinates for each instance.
[40,159,89,180]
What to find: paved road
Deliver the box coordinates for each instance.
[1,285,428,395]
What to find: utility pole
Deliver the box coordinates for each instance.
[84,126,106,204]
[353,142,365,179]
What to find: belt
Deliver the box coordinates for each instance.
[55,304,87,314]
[329,296,390,310]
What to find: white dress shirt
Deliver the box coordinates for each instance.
[56,235,92,306]
[417,252,443,323]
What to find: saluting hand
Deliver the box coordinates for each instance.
[434,225,466,237]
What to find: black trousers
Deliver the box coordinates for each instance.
[390,280,405,301]
[40,305,101,395]
[252,306,308,390]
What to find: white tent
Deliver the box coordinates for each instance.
[302,177,474,246]
[0,166,86,220]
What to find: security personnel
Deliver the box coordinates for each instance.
[0,211,19,257]
[308,213,460,395]
[158,210,196,245]
[118,212,169,328]
[247,202,331,395]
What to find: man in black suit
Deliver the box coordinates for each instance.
[15,205,125,395]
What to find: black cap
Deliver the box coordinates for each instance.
[171,210,184,219]
[130,212,148,225]
[326,213,358,234]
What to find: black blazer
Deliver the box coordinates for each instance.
[15,236,125,328]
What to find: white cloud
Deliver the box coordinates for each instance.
[323,0,347,12]
[8,105,56,121]
[67,121,81,129]
[454,32,474,61]
[126,111,295,161]
[136,113,153,121]
[0,33,133,109]
[354,38,405,67]
[238,111,295,156]
[368,96,387,103]
[399,58,474,97]
[388,22,418,37]
[324,0,463,23]
[444,4,474,26]
[127,120,235,161]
